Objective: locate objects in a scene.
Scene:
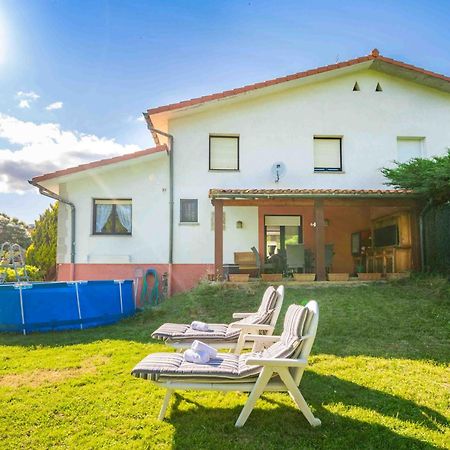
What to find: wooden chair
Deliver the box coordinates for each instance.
[251,246,275,276]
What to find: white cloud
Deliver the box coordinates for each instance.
[18,99,31,109]
[45,101,63,111]
[16,91,40,109]
[17,91,39,101]
[136,115,146,122]
[0,113,140,194]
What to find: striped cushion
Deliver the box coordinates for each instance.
[152,323,230,341]
[257,286,278,315]
[133,304,308,382]
[151,287,279,342]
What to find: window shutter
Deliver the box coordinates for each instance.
[210,136,238,170]
[397,138,423,163]
[265,216,301,226]
[314,138,341,170]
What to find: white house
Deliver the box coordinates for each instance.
[30,49,450,294]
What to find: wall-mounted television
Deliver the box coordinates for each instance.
[374,224,399,247]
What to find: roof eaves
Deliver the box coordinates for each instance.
[209,188,419,199]
[32,144,168,183]
[147,49,449,117]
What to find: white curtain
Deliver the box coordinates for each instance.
[95,204,113,232]
[116,204,132,232]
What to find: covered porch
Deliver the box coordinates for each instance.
[210,189,423,281]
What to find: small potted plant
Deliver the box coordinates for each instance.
[229,273,250,282]
[327,273,350,282]
[293,272,316,282]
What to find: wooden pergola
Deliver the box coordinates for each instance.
[210,188,423,281]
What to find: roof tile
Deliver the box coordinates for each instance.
[32,144,167,183]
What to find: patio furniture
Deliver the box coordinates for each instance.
[286,244,305,273]
[151,286,284,351]
[251,246,275,276]
[234,251,258,275]
[132,301,321,428]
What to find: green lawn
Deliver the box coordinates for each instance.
[1,278,449,449]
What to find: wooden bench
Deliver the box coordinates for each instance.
[234,252,258,275]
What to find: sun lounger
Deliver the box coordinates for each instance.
[151,285,284,351]
[132,301,320,428]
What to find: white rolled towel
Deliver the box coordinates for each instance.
[191,340,217,359]
[190,321,210,332]
[184,348,210,364]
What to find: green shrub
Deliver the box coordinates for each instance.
[0,265,43,282]
[26,203,58,280]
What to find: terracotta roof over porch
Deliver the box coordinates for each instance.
[209,188,418,199]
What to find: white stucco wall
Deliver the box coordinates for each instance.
[169,69,449,263]
[56,155,170,264]
[55,68,450,265]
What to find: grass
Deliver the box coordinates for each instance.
[0,277,449,449]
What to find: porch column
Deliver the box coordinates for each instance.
[314,199,326,281]
[213,199,224,280]
[410,206,421,271]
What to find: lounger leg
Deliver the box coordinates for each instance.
[234,333,246,354]
[235,368,273,428]
[158,389,173,420]
[277,368,321,427]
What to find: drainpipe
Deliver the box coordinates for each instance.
[418,200,433,272]
[28,180,76,279]
[143,113,174,295]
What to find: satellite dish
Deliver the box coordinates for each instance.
[271,162,286,183]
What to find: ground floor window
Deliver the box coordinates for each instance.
[180,199,198,223]
[93,199,132,235]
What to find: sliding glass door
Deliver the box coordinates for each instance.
[264,215,302,259]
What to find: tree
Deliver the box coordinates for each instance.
[0,213,31,249]
[26,203,58,280]
[381,151,450,205]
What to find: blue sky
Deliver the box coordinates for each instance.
[0,0,449,223]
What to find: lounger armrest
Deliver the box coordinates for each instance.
[229,323,274,332]
[245,357,308,368]
[232,313,254,319]
[241,334,281,344]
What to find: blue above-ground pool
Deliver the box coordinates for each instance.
[0,280,135,334]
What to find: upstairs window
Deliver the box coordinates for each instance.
[180,199,198,223]
[397,137,424,163]
[93,199,132,235]
[209,136,239,170]
[313,137,342,172]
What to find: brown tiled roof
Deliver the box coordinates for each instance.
[32,144,168,183]
[209,188,417,198]
[148,49,450,116]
